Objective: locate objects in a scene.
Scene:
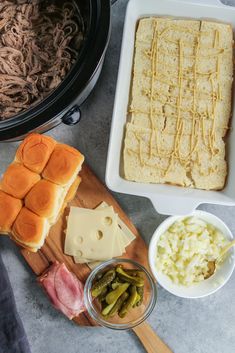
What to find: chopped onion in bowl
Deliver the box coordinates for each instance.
[155,216,228,286]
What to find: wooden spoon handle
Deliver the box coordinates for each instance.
[132,321,173,353]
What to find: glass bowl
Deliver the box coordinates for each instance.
[84,258,157,330]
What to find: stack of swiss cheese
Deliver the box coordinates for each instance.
[124,18,233,190]
[0,134,84,252]
[64,202,135,267]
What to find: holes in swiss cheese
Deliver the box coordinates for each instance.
[96,230,103,240]
[76,250,83,257]
[104,216,113,226]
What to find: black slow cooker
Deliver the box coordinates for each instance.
[0,0,114,141]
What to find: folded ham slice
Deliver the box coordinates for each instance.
[38,262,85,320]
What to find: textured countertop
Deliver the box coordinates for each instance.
[0,1,235,353]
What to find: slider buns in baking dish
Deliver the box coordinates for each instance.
[123,18,233,190]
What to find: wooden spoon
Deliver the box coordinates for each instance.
[205,239,235,279]
[132,321,173,353]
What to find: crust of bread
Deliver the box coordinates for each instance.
[64,176,82,204]
[0,163,40,199]
[15,133,56,173]
[51,176,82,225]
[25,179,65,219]
[9,235,38,252]
[12,207,50,250]
[0,191,23,233]
[42,144,84,186]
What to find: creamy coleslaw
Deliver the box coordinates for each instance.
[156,217,228,286]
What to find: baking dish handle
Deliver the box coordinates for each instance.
[149,196,200,216]
[179,0,227,6]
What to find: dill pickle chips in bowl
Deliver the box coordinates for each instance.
[84,259,157,329]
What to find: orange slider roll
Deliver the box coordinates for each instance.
[0,191,22,234]
[15,133,56,173]
[42,144,84,187]
[0,163,40,199]
[12,207,50,252]
[25,179,79,225]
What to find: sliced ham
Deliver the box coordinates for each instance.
[54,263,84,312]
[38,262,85,320]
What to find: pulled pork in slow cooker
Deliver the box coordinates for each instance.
[0,0,84,120]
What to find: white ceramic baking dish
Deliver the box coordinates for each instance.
[106,0,235,215]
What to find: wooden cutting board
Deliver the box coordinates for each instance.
[21,163,149,326]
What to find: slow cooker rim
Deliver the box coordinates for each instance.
[0,0,111,139]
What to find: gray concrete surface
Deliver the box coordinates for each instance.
[0,1,235,352]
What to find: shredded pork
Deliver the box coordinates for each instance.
[0,0,83,120]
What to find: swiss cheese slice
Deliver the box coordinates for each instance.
[65,206,118,260]
[73,202,136,264]
[73,234,124,264]
[97,202,136,247]
[95,203,126,253]
[117,217,136,245]
[72,208,124,262]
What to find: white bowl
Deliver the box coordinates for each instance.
[148,210,235,298]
